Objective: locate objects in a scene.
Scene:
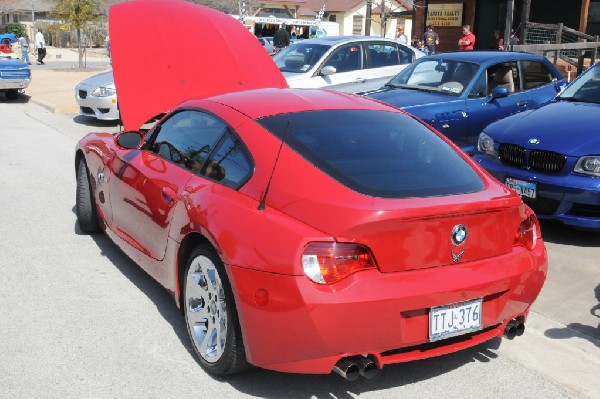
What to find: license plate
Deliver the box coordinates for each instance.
[429,298,483,341]
[505,177,536,199]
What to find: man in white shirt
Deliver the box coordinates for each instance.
[34,29,45,65]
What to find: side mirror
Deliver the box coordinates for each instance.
[555,80,568,93]
[490,87,509,100]
[115,131,144,149]
[320,65,337,76]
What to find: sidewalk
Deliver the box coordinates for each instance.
[25,46,111,114]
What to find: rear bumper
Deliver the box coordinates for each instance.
[228,243,547,374]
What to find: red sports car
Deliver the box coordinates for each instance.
[75,0,547,380]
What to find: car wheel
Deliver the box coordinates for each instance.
[184,245,247,375]
[1,38,10,45]
[76,158,101,233]
[5,90,18,100]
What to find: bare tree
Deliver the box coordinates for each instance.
[188,0,262,15]
[53,0,103,68]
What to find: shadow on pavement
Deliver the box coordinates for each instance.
[539,219,600,247]
[72,114,123,129]
[71,208,509,396]
[0,93,31,104]
[544,283,600,347]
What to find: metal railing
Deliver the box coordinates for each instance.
[510,22,599,76]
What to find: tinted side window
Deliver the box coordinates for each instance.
[150,110,225,171]
[487,62,520,94]
[258,110,483,198]
[149,110,252,188]
[203,132,253,188]
[522,60,555,89]
[366,42,408,68]
[468,71,488,98]
[324,44,362,73]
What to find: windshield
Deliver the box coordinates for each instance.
[558,64,600,104]
[258,110,483,198]
[386,59,479,96]
[273,43,330,73]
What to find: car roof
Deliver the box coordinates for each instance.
[186,88,397,120]
[424,50,547,64]
[295,36,401,46]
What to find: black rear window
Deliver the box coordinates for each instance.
[258,110,484,198]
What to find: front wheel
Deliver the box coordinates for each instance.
[76,158,101,233]
[183,245,247,375]
[0,38,10,45]
[5,90,18,100]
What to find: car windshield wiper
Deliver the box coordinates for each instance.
[385,83,434,92]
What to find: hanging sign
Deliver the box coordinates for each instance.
[426,3,464,27]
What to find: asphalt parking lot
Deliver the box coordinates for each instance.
[0,47,598,398]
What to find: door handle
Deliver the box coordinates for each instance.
[516,101,528,107]
[161,187,177,204]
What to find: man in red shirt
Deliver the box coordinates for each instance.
[458,24,476,50]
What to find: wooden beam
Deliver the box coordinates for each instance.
[580,0,590,33]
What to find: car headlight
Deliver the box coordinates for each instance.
[91,87,116,97]
[477,132,497,157]
[574,156,600,176]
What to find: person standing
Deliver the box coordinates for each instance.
[491,30,505,50]
[273,23,290,50]
[458,24,476,50]
[395,27,408,44]
[422,25,439,54]
[18,34,32,65]
[34,29,45,65]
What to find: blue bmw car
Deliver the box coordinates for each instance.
[474,62,600,230]
[364,51,567,154]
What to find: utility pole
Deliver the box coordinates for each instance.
[365,0,372,36]
[380,0,386,37]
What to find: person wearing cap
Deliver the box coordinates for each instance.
[422,25,439,54]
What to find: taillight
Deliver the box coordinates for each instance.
[302,242,377,284]
[514,214,540,250]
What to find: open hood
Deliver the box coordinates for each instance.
[109,0,288,130]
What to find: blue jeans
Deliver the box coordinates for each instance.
[21,48,31,63]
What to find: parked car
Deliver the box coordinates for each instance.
[363,51,567,154]
[0,53,31,100]
[257,36,275,55]
[76,0,547,379]
[273,36,424,92]
[473,62,600,230]
[75,71,119,121]
[0,33,17,45]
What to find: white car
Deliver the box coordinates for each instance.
[273,36,425,93]
[75,71,119,121]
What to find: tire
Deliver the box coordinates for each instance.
[1,38,10,45]
[183,245,247,375]
[76,158,101,233]
[5,90,18,101]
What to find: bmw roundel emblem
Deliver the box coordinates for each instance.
[528,138,540,145]
[451,224,468,246]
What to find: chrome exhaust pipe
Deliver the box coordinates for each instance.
[504,319,518,340]
[333,357,360,381]
[357,355,379,379]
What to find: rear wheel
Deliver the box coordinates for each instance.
[183,245,247,375]
[76,158,101,233]
[5,90,18,100]
[1,38,10,45]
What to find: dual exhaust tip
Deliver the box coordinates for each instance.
[335,319,525,380]
[333,355,378,381]
[504,318,525,340]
